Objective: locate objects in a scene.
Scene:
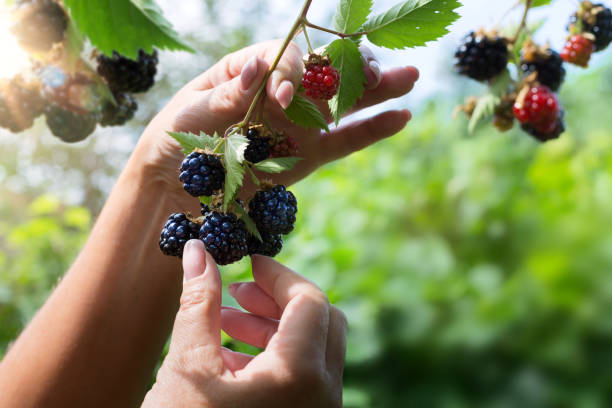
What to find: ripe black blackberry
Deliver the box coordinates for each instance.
[247,232,283,257]
[100,92,138,127]
[570,2,612,51]
[179,152,225,197]
[455,31,509,81]
[199,212,249,265]
[159,213,201,258]
[0,76,45,133]
[44,105,98,143]
[248,185,297,235]
[245,137,271,163]
[97,49,159,93]
[521,43,566,92]
[11,0,68,52]
[200,202,210,216]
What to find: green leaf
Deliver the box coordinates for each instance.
[284,94,330,132]
[222,133,248,211]
[167,131,222,155]
[326,39,366,124]
[254,157,302,174]
[333,0,373,34]
[523,0,552,8]
[63,0,194,59]
[489,70,512,97]
[199,196,212,206]
[468,94,500,134]
[362,0,462,49]
[233,202,262,242]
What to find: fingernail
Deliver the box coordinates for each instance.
[369,60,381,86]
[183,240,207,281]
[276,80,294,109]
[240,57,259,91]
[228,282,241,297]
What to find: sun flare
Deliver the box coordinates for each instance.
[0,10,31,79]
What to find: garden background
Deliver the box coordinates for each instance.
[2,0,612,406]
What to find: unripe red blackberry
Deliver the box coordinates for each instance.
[561,34,595,67]
[513,85,563,140]
[455,31,509,81]
[199,212,249,265]
[0,76,45,133]
[97,49,158,93]
[520,42,566,92]
[569,2,612,51]
[11,0,68,52]
[302,54,340,100]
[270,133,299,158]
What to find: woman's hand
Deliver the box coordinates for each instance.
[143,239,347,407]
[132,39,418,206]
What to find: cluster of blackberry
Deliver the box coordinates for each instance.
[159,127,299,265]
[2,0,158,142]
[454,1,612,142]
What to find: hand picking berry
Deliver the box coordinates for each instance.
[179,152,225,197]
[302,54,340,100]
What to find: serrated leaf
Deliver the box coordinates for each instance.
[468,94,500,134]
[284,94,330,132]
[362,0,462,49]
[334,0,373,34]
[254,157,302,174]
[222,133,248,210]
[234,202,262,242]
[63,0,193,59]
[168,131,222,155]
[326,39,366,124]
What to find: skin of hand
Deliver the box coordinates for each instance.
[143,240,347,408]
[0,40,417,408]
[134,39,419,210]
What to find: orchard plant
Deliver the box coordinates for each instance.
[0,0,464,265]
[455,0,612,141]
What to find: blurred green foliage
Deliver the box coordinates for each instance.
[4,61,612,407]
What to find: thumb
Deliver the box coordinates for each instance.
[167,239,224,371]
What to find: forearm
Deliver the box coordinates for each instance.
[0,139,187,407]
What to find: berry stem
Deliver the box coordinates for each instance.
[245,164,261,187]
[302,23,315,54]
[240,0,314,129]
[510,0,533,44]
[304,20,369,38]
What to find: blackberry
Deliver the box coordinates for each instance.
[520,43,566,91]
[100,92,138,127]
[159,213,200,258]
[302,54,340,100]
[522,111,566,142]
[97,49,159,93]
[247,232,283,257]
[248,185,297,235]
[179,152,225,197]
[200,202,210,216]
[0,76,45,133]
[270,133,299,158]
[570,2,612,51]
[11,0,68,52]
[247,128,260,139]
[561,34,595,67]
[199,212,249,265]
[244,137,270,163]
[513,85,560,136]
[455,31,509,81]
[44,105,98,143]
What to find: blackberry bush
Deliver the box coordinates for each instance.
[199,212,249,265]
[179,152,225,197]
[159,213,201,258]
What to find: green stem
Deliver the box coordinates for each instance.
[245,164,261,187]
[240,0,314,128]
[511,0,533,44]
[302,23,314,54]
[304,20,368,38]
